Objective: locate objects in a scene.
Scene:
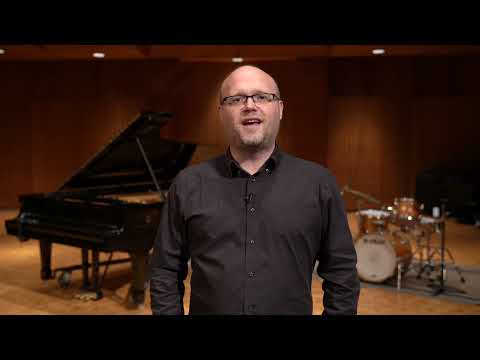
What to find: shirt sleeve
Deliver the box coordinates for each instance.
[150,177,190,315]
[316,172,360,315]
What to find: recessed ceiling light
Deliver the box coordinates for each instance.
[232,57,244,63]
[0,49,5,55]
[372,48,385,55]
[93,52,106,58]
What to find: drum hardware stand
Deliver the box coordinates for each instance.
[413,225,435,280]
[427,220,466,296]
[396,263,403,290]
[415,202,467,296]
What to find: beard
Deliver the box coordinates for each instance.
[231,122,275,151]
[238,130,266,148]
[221,116,281,152]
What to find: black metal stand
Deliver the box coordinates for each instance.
[429,218,447,295]
[426,202,466,296]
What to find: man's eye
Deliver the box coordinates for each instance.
[256,94,267,100]
[229,97,242,104]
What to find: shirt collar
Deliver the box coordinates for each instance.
[225,144,281,178]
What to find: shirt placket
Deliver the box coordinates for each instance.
[244,173,258,314]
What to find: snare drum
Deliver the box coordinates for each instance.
[355,232,412,283]
[357,209,391,235]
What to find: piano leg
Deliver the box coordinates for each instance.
[130,251,147,305]
[39,240,54,280]
[91,249,103,300]
[81,248,90,290]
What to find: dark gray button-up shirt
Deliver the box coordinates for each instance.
[150,146,360,315]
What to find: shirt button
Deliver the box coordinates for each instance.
[250,176,256,182]
[265,168,270,174]
[248,271,255,278]
[249,239,255,245]
[249,207,256,213]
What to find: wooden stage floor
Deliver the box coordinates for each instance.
[1,209,479,315]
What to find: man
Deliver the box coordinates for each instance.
[150,65,360,315]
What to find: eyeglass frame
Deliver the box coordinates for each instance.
[220,92,282,106]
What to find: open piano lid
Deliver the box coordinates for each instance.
[57,112,196,195]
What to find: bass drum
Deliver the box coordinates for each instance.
[355,232,412,283]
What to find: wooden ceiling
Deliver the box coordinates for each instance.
[1,45,480,61]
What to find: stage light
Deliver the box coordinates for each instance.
[372,48,385,55]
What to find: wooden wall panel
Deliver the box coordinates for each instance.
[31,62,101,193]
[327,57,414,210]
[412,97,480,176]
[0,60,329,207]
[91,60,181,155]
[167,62,235,146]
[260,59,329,165]
[327,56,480,210]
[327,97,413,209]
[329,57,414,97]
[1,56,478,209]
[0,63,33,207]
[449,57,480,96]
[413,57,453,96]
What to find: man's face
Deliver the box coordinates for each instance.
[219,67,283,151]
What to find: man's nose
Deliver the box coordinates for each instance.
[243,97,258,109]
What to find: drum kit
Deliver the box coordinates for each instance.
[341,185,466,294]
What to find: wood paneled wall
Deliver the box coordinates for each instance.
[0,56,479,209]
[327,97,414,207]
[0,59,329,207]
[262,60,329,165]
[327,58,415,208]
[327,56,480,210]
[0,63,33,207]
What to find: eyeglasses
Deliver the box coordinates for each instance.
[221,92,281,106]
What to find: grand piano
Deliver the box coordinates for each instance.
[4,112,196,306]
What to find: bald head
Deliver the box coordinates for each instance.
[219,65,280,103]
[217,64,284,154]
